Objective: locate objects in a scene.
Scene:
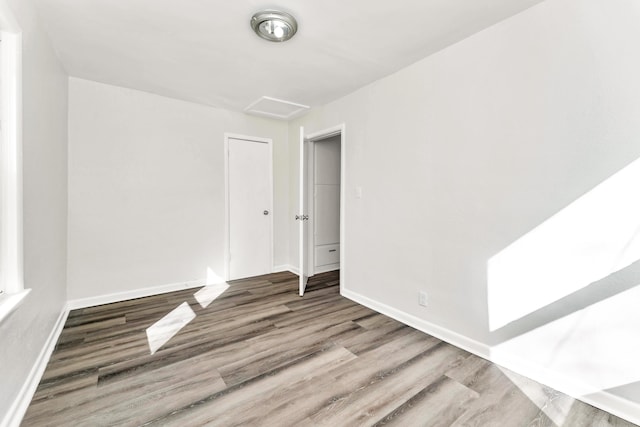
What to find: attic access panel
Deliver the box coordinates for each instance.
[244,96,309,120]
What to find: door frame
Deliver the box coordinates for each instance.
[303,123,346,294]
[224,133,274,281]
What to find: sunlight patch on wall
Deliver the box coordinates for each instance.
[145,302,196,355]
[488,158,640,331]
[492,284,640,396]
[206,267,224,286]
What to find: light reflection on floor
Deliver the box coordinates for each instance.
[194,283,230,309]
[497,365,575,426]
[145,302,196,355]
[145,268,228,355]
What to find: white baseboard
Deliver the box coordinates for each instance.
[273,264,294,274]
[67,279,204,310]
[341,288,490,358]
[577,391,640,426]
[274,264,299,276]
[341,287,640,426]
[274,264,337,277]
[2,306,69,427]
[490,350,640,426]
[314,264,340,275]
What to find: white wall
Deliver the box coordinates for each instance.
[290,0,640,418]
[67,78,289,300]
[0,0,68,421]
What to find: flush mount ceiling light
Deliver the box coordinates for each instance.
[250,10,298,42]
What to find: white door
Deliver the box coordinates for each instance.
[299,127,309,296]
[228,137,272,280]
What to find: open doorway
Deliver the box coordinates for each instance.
[307,135,341,275]
[298,124,345,296]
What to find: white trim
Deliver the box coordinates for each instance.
[491,350,640,425]
[341,287,640,426]
[224,135,230,281]
[307,142,316,275]
[67,279,204,310]
[272,264,290,273]
[577,393,640,426]
[0,288,30,324]
[304,124,346,294]
[0,17,24,296]
[1,306,68,427]
[298,126,307,296]
[341,288,490,357]
[272,264,298,275]
[314,264,340,275]
[224,133,274,282]
[269,138,275,282]
[306,125,343,142]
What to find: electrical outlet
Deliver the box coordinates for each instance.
[419,291,428,307]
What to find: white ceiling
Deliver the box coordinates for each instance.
[35,0,545,113]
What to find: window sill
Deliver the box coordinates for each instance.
[0,289,31,324]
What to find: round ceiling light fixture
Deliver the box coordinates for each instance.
[250,10,298,42]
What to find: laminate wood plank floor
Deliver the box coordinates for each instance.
[22,271,636,426]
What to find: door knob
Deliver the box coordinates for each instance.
[263,210,269,215]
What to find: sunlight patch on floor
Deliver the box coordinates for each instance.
[194,283,229,309]
[146,302,196,355]
[497,365,575,426]
[146,267,229,353]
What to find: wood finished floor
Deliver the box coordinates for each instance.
[23,271,636,427]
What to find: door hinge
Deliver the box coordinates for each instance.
[295,215,309,221]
